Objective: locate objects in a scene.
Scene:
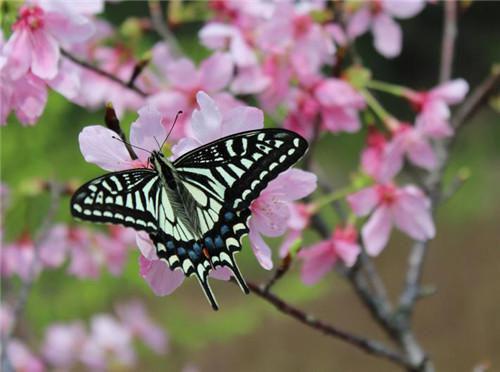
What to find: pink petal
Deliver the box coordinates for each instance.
[415,101,454,138]
[248,221,273,270]
[190,91,223,143]
[136,232,157,260]
[378,135,405,182]
[199,23,234,49]
[209,267,232,281]
[231,65,270,94]
[362,205,393,256]
[30,29,60,80]
[268,169,317,201]
[170,137,201,160]
[43,6,95,44]
[130,105,168,163]
[429,78,469,104]
[79,125,135,171]
[139,256,184,296]
[279,229,302,257]
[39,224,68,267]
[166,58,199,91]
[7,339,45,372]
[199,52,233,92]
[13,73,47,126]
[298,241,337,285]
[347,7,372,39]
[4,28,32,80]
[334,240,361,267]
[372,13,402,58]
[347,186,379,216]
[250,197,290,237]
[392,187,435,240]
[221,106,264,135]
[315,79,365,108]
[406,135,437,170]
[46,58,80,100]
[382,0,425,19]
[230,32,257,67]
[322,107,362,133]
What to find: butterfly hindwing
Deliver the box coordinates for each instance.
[70,169,160,233]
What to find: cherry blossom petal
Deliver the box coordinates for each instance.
[46,58,80,100]
[221,106,264,134]
[136,232,157,260]
[362,205,393,256]
[190,91,223,143]
[248,220,273,270]
[139,256,185,296]
[43,5,95,43]
[347,7,372,39]
[30,29,60,80]
[372,13,402,58]
[268,169,317,201]
[231,65,270,94]
[334,240,361,267]
[393,187,435,240]
[322,107,362,133]
[170,137,201,160]
[13,73,47,126]
[130,105,168,163]
[199,52,233,93]
[230,32,257,67]
[4,28,32,79]
[199,23,234,49]
[42,323,86,368]
[315,79,365,108]
[382,0,425,19]
[250,197,290,237]
[39,224,68,267]
[406,136,437,170]
[279,229,302,257]
[429,78,469,104]
[347,186,379,216]
[7,339,45,372]
[416,101,454,138]
[166,59,199,91]
[209,267,233,281]
[298,241,337,285]
[79,125,134,171]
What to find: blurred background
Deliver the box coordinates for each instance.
[1,1,499,371]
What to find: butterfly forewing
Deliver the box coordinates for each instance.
[71,169,160,233]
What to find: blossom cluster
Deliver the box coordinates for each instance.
[1,300,168,371]
[1,0,470,294]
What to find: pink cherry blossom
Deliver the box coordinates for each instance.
[1,234,41,281]
[66,227,101,278]
[299,225,361,285]
[6,339,45,372]
[249,169,317,269]
[408,79,469,138]
[361,127,388,180]
[79,105,167,171]
[314,78,366,133]
[39,224,68,268]
[379,123,437,182]
[116,300,169,354]
[347,0,425,58]
[148,53,236,138]
[81,314,136,370]
[348,183,435,256]
[283,88,320,140]
[42,322,87,368]
[4,1,95,80]
[279,202,314,257]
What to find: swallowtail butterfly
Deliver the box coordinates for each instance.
[71,129,308,310]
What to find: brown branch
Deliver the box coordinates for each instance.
[148,0,183,57]
[61,49,148,98]
[263,254,293,292]
[247,281,411,369]
[439,0,458,83]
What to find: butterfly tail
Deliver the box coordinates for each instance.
[224,253,249,295]
[194,273,219,311]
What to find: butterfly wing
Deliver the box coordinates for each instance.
[169,129,308,307]
[70,169,161,233]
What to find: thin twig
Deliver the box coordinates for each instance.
[1,182,63,372]
[247,281,411,369]
[439,0,458,83]
[61,49,148,98]
[148,0,183,57]
[263,254,293,292]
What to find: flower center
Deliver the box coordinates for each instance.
[13,5,45,31]
[293,15,312,37]
[377,184,397,205]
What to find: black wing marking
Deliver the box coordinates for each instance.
[70,169,160,234]
[174,128,309,211]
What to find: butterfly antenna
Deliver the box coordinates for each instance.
[160,110,183,150]
[111,136,152,154]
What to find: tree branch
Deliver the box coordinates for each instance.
[61,49,148,98]
[439,0,458,83]
[247,281,411,369]
[148,0,183,57]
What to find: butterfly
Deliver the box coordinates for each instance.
[71,128,308,310]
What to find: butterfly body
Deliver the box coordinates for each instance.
[71,129,308,310]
